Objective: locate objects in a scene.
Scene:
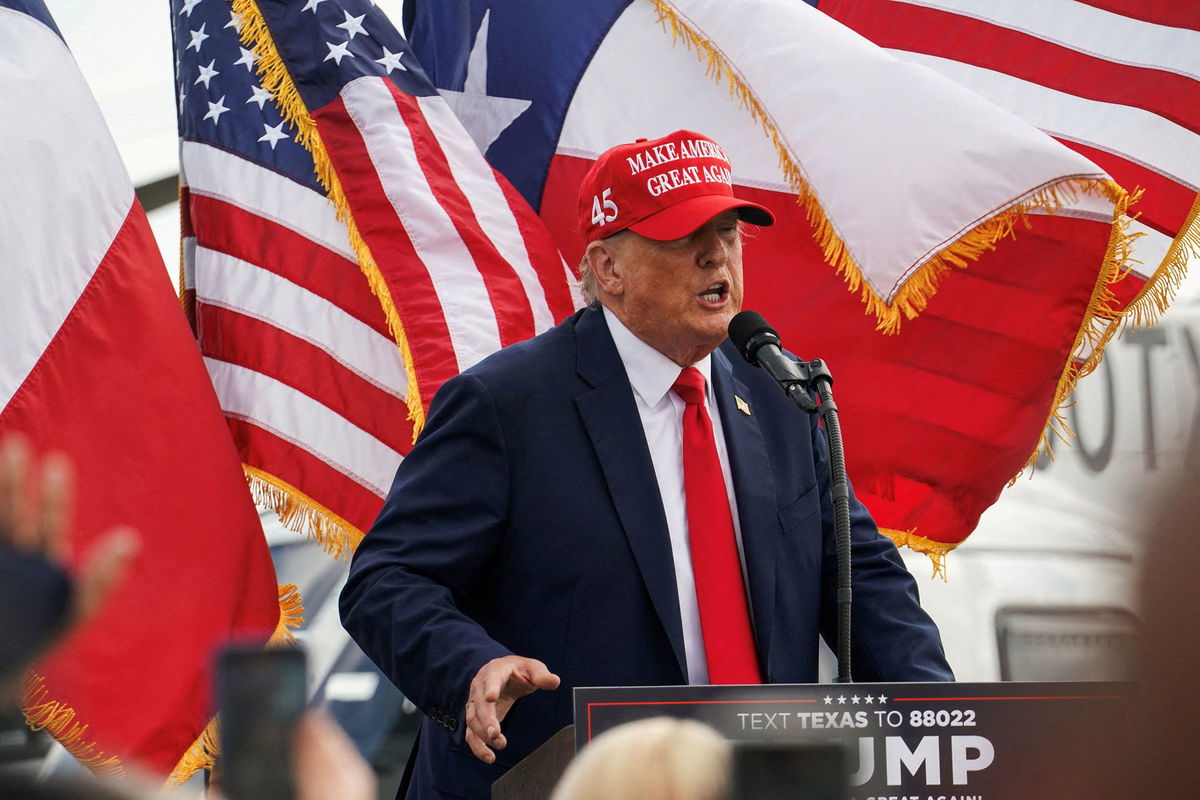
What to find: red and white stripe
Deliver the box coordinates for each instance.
[1,7,279,775]
[819,0,1200,275]
[184,76,578,537]
[182,140,410,533]
[316,77,576,396]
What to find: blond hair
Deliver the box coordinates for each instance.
[550,717,730,800]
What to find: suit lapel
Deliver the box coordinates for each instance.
[712,345,778,670]
[573,309,688,677]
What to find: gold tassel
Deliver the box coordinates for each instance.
[21,674,124,776]
[1119,189,1200,332]
[1014,186,1144,476]
[879,528,952,581]
[244,465,365,559]
[166,584,306,786]
[232,0,426,439]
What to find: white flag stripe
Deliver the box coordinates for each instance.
[886,0,1200,79]
[557,5,790,193]
[181,140,357,262]
[204,357,401,497]
[417,95,557,334]
[341,77,502,372]
[1126,221,1172,278]
[891,50,1200,189]
[0,11,135,412]
[195,248,409,398]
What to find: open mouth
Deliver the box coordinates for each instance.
[699,281,728,303]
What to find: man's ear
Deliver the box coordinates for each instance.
[585,240,624,297]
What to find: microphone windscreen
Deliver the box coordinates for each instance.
[728,310,777,360]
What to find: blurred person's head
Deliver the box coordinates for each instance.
[550,717,730,800]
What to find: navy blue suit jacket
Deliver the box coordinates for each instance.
[340,306,951,800]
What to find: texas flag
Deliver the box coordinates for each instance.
[1,0,286,780]
[405,0,1181,564]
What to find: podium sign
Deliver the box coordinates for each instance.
[575,682,1132,797]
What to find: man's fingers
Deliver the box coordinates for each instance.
[0,436,30,546]
[482,661,508,703]
[464,726,496,764]
[75,527,139,623]
[36,454,72,560]
[519,661,562,692]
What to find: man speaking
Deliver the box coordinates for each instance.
[340,130,952,800]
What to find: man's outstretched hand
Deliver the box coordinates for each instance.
[464,655,560,764]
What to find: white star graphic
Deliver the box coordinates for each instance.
[337,10,367,39]
[179,0,202,17]
[837,695,847,704]
[246,84,273,109]
[823,695,833,705]
[302,0,328,12]
[437,10,531,153]
[865,695,875,704]
[258,121,290,150]
[195,60,219,89]
[374,47,405,74]
[878,695,888,703]
[324,41,354,65]
[235,47,257,71]
[225,10,242,30]
[851,695,861,704]
[203,95,230,125]
[187,23,210,52]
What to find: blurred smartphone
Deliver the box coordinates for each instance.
[215,645,307,800]
[729,741,849,800]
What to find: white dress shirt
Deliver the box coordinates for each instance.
[602,307,749,684]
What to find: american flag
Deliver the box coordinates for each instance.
[172,0,577,553]
[818,0,1200,302]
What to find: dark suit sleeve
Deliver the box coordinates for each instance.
[339,372,514,743]
[810,414,955,682]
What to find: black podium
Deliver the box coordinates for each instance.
[493,681,1133,799]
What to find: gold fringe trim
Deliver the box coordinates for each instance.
[177,177,188,310]
[1119,189,1200,332]
[647,0,1137,336]
[21,674,124,776]
[245,465,365,560]
[879,528,956,581]
[1013,186,1151,477]
[233,0,426,439]
[166,584,305,786]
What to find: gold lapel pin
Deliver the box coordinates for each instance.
[734,395,751,416]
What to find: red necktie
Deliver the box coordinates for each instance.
[671,367,761,684]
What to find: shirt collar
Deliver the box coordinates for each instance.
[602,306,713,407]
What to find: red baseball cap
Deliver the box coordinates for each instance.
[578,129,774,243]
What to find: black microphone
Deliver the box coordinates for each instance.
[728,310,809,387]
[728,310,852,683]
